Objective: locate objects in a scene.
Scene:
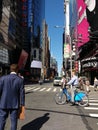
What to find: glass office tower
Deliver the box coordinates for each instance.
[0,0,45,78]
[30,0,45,81]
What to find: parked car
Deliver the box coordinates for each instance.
[53,76,62,86]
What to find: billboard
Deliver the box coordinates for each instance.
[64,35,71,58]
[85,0,98,32]
[77,0,89,48]
[64,44,71,58]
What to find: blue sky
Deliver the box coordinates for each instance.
[45,0,65,74]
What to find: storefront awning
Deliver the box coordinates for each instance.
[78,41,98,60]
[30,60,42,68]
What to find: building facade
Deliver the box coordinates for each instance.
[0,0,47,82]
[69,0,98,84]
[0,0,10,75]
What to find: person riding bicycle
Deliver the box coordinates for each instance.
[67,70,78,105]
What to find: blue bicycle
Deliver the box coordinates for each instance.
[54,87,89,106]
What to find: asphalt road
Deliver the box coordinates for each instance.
[5,82,98,130]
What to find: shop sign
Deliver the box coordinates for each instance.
[82,57,96,62]
[82,61,98,68]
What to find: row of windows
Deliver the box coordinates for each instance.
[0,46,9,63]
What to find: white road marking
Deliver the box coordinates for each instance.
[60,89,62,92]
[89,103,98,106]
[89,99,98,102]
[46,88,52,91]
[89,114,98,118]
[84,107,98,110]
[53,88,57,92]
[39,88,46,91]
[33,87,41,91]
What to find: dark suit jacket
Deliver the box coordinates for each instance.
[0,73,25,109]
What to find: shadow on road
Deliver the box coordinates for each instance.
[21,113,50,130]
[25,107,97,119]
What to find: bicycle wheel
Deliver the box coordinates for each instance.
[54,92,67,105]
[77,92,89,107]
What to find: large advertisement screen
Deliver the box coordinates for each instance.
[77,0,89,48]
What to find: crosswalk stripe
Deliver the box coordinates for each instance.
[89,114,98,117]
[89,103,98,106]
[46,88,52,91]
[60,89,62,92]
[89,99,98,102]
[53,88,57,92]
[83,98,98,119]
[84,107,98,110]
[33,87,41,91]
[39,88,46,91]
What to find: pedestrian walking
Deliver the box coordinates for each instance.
[94,77,98,91]
[78,77,85,90]
[85,78,90,93]
[0,64,25,130]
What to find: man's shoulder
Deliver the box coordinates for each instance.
[1,74,9,78]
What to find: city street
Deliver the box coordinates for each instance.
[5,82,98,130]
[0,1,98,130]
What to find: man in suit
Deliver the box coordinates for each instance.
[0,64,25,130]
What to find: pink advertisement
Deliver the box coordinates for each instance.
[77,0,89,48]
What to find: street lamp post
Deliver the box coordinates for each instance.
[54,25,65,75]
[54,25,72,77]
[55,0,73,77]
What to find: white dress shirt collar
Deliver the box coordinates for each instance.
[10,72,17,74]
